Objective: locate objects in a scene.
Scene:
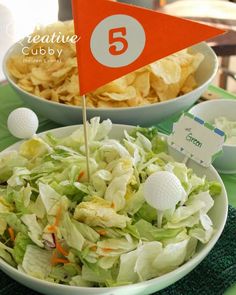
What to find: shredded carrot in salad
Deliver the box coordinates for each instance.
[97,229,107,236]
[77,171,85,182]
[47,206,62,233]
[90,245,97,252]
[52,258,69,265]
[54,206,62,227]
[51,251,69,265]
[8,227,15,242]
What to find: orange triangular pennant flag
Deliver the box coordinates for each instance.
[72,0,225,95]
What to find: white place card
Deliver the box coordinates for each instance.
[168,112,226,167]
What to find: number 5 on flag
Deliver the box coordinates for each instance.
[109,27,128,56]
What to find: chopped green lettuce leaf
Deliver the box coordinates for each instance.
[69,275,93,287]
[60,212,85,251]
[21,214,43,247]
[73,220,99,243]
[0,247,15,266]
[82,264,112,283]
[13,232,33,264]
[134,203,157,223]
[22,245,52,279]
[130,126,158,141]
[135,219,183,241]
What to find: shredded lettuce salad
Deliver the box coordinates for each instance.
[0,118,221,287]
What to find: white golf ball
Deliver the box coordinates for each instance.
[143,171,184,211]
[7,108,39,139]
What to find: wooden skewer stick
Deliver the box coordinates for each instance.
[82,94,90,182]
[183,155,189,165]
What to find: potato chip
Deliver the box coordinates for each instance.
[67,75,80,95]
[7,60,26,80]
[52,67,73,79]
[125,72,136,85]
[40,89,52,99]
[31,68,50,82]
[150,74,168,95]
[150,59,181,85]
[158,83,181,101]
[7,20,204,108]
[127,96,141,107]
[30,75,44,86]
[180,75,197,94]
[102,86,137,101]
[93,77,129,95]
[133,72,150,98]
[51,90,59,102]
[18,82,34,93]
[167,49,193,67]
[97,100,115,108]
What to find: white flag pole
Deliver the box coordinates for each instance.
[82,94,90,182]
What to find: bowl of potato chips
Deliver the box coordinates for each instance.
[3,21,218,126]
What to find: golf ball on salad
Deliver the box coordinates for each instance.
[143,171,184,211]
[7,108,38,139]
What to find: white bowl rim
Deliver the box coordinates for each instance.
[189,98,236,148]
[3,41,218,112]
[0,124,228,293]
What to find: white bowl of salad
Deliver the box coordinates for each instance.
[190,99,236,174]
[0,119,228,295]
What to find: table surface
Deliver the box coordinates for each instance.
[0,82,235,294]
